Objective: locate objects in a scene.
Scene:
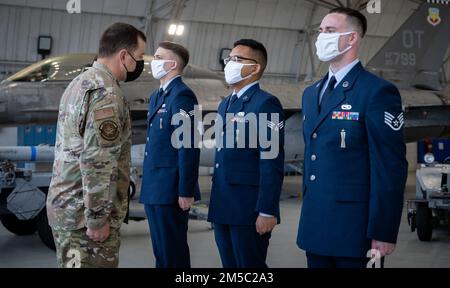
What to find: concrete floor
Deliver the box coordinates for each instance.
[1,173,449,268]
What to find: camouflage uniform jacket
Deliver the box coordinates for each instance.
[47,61,131,231]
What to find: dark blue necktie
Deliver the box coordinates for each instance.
[227,94,238,112]
[156,88,164,104]
[319,76,337,112]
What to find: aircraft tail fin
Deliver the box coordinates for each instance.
[367,2,450,90]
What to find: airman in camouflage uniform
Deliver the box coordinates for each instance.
[47,22,146,268]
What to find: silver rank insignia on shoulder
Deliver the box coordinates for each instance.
[268,121,284,131]
[384,112,404,131]
[179,109,195,118]
[179,109,189,118]
[340,129,346,149]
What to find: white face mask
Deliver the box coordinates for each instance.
[151,59,175,80]
[315,32,354,62]
[224,61,256,85]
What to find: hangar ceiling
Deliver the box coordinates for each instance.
[0,0,448,84]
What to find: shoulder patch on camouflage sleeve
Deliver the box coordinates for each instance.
[94,107,115,121]
[99,120,119,141]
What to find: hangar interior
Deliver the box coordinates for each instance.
[1,0,449,83]
[0,0,449,268]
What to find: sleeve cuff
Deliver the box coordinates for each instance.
[86,217,108,230]
[259,212,274,218]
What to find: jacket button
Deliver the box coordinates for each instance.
[311,155,317,161]
[217,148,222,152]
[312,133,318,139]
[310,175,316,181]
[215,163,220,168]
[146,137,149,142]
[145,152,148,157]
[150,124,153,127]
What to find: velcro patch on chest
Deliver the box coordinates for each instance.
[332,111,359,121]
[94,107,115,121]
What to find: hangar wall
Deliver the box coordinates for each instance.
[0,128,17,146]
[0,2,147,81]
[2,0,447,84]
[0,0,438,171]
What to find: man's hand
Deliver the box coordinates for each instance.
[178,197,194,211]
[371,240,396,257]
[86,222,110,242]
[256,216,277,235]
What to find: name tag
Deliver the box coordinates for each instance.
[332,111,359,121]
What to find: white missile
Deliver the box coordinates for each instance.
[0,145,160,168]
[0,146,55,162]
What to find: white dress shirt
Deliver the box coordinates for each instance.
[160,75,182,92]
[319,59,360,102]
[233,81,259,98]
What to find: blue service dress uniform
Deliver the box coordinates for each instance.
[140,76,200,268]
[297,62,408,268]
[207,83,285,268]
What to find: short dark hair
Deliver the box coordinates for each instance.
[98,22,146,57]
[158,41,190,69]
[329,7,367,37]
[233,39,268,70]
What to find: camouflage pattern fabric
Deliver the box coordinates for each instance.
[47,60,131,232]
[52,227,121,268]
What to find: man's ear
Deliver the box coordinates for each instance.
[349,32,358,45]
[253,64,261,76]
[171,61,178,71]
[118,49,127,63]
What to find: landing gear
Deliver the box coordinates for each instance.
[0,213,38,235]
[129,181,136,199]
[415,203,433,241]
[37,210,55,250]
